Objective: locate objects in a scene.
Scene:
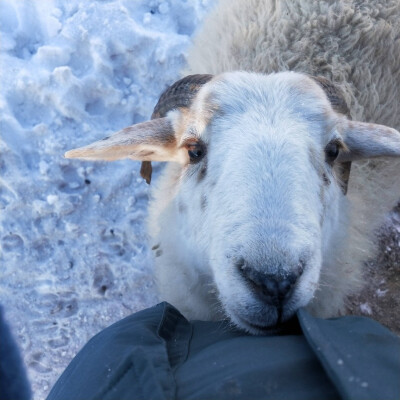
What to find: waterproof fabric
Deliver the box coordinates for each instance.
[47,302,400,400]
[0,306,32,400]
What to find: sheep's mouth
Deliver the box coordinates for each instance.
[227,295,299,334]
[228,304,278,333]
[232,308,299,335]
[232,312,281,334]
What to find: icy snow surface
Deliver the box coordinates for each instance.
[0,1,213,398]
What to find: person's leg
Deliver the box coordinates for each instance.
[47,303,339,400]
[47,303,400,400]
[0,305,31,400]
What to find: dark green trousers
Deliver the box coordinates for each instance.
[47,303,400,400]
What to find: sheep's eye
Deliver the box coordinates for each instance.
[187,143,205,164]
[325,141,340,163]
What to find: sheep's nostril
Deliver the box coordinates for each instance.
[235,257,246,269]
[297,260,306,276]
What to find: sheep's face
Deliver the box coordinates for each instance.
[66,71,400,334]
[172,72,344,332]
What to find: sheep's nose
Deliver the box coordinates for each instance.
[238,263,302,305]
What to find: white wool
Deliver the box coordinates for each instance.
[149,0,400,330]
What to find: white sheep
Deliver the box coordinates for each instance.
[65,0,400,333]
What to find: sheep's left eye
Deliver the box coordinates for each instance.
[325,142,340,163]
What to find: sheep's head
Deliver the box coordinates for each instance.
[66,72,400,333]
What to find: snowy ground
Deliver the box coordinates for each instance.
[0,1,213,398]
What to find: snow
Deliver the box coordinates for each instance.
[359,302,372,315]
[0,1,213,398]
[376,288,389,297]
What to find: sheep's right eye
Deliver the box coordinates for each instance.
[187,142,206,164]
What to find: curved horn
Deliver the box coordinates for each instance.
[151,74,214,119]
[141,74,214,183]
[311,76,351,118]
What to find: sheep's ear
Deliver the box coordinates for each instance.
[338,121,400,162]
[65,117,184,163]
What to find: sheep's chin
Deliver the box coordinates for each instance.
[228,309,279,335]
[225,303,299,334]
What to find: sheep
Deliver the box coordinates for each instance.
[65,0,400,334]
